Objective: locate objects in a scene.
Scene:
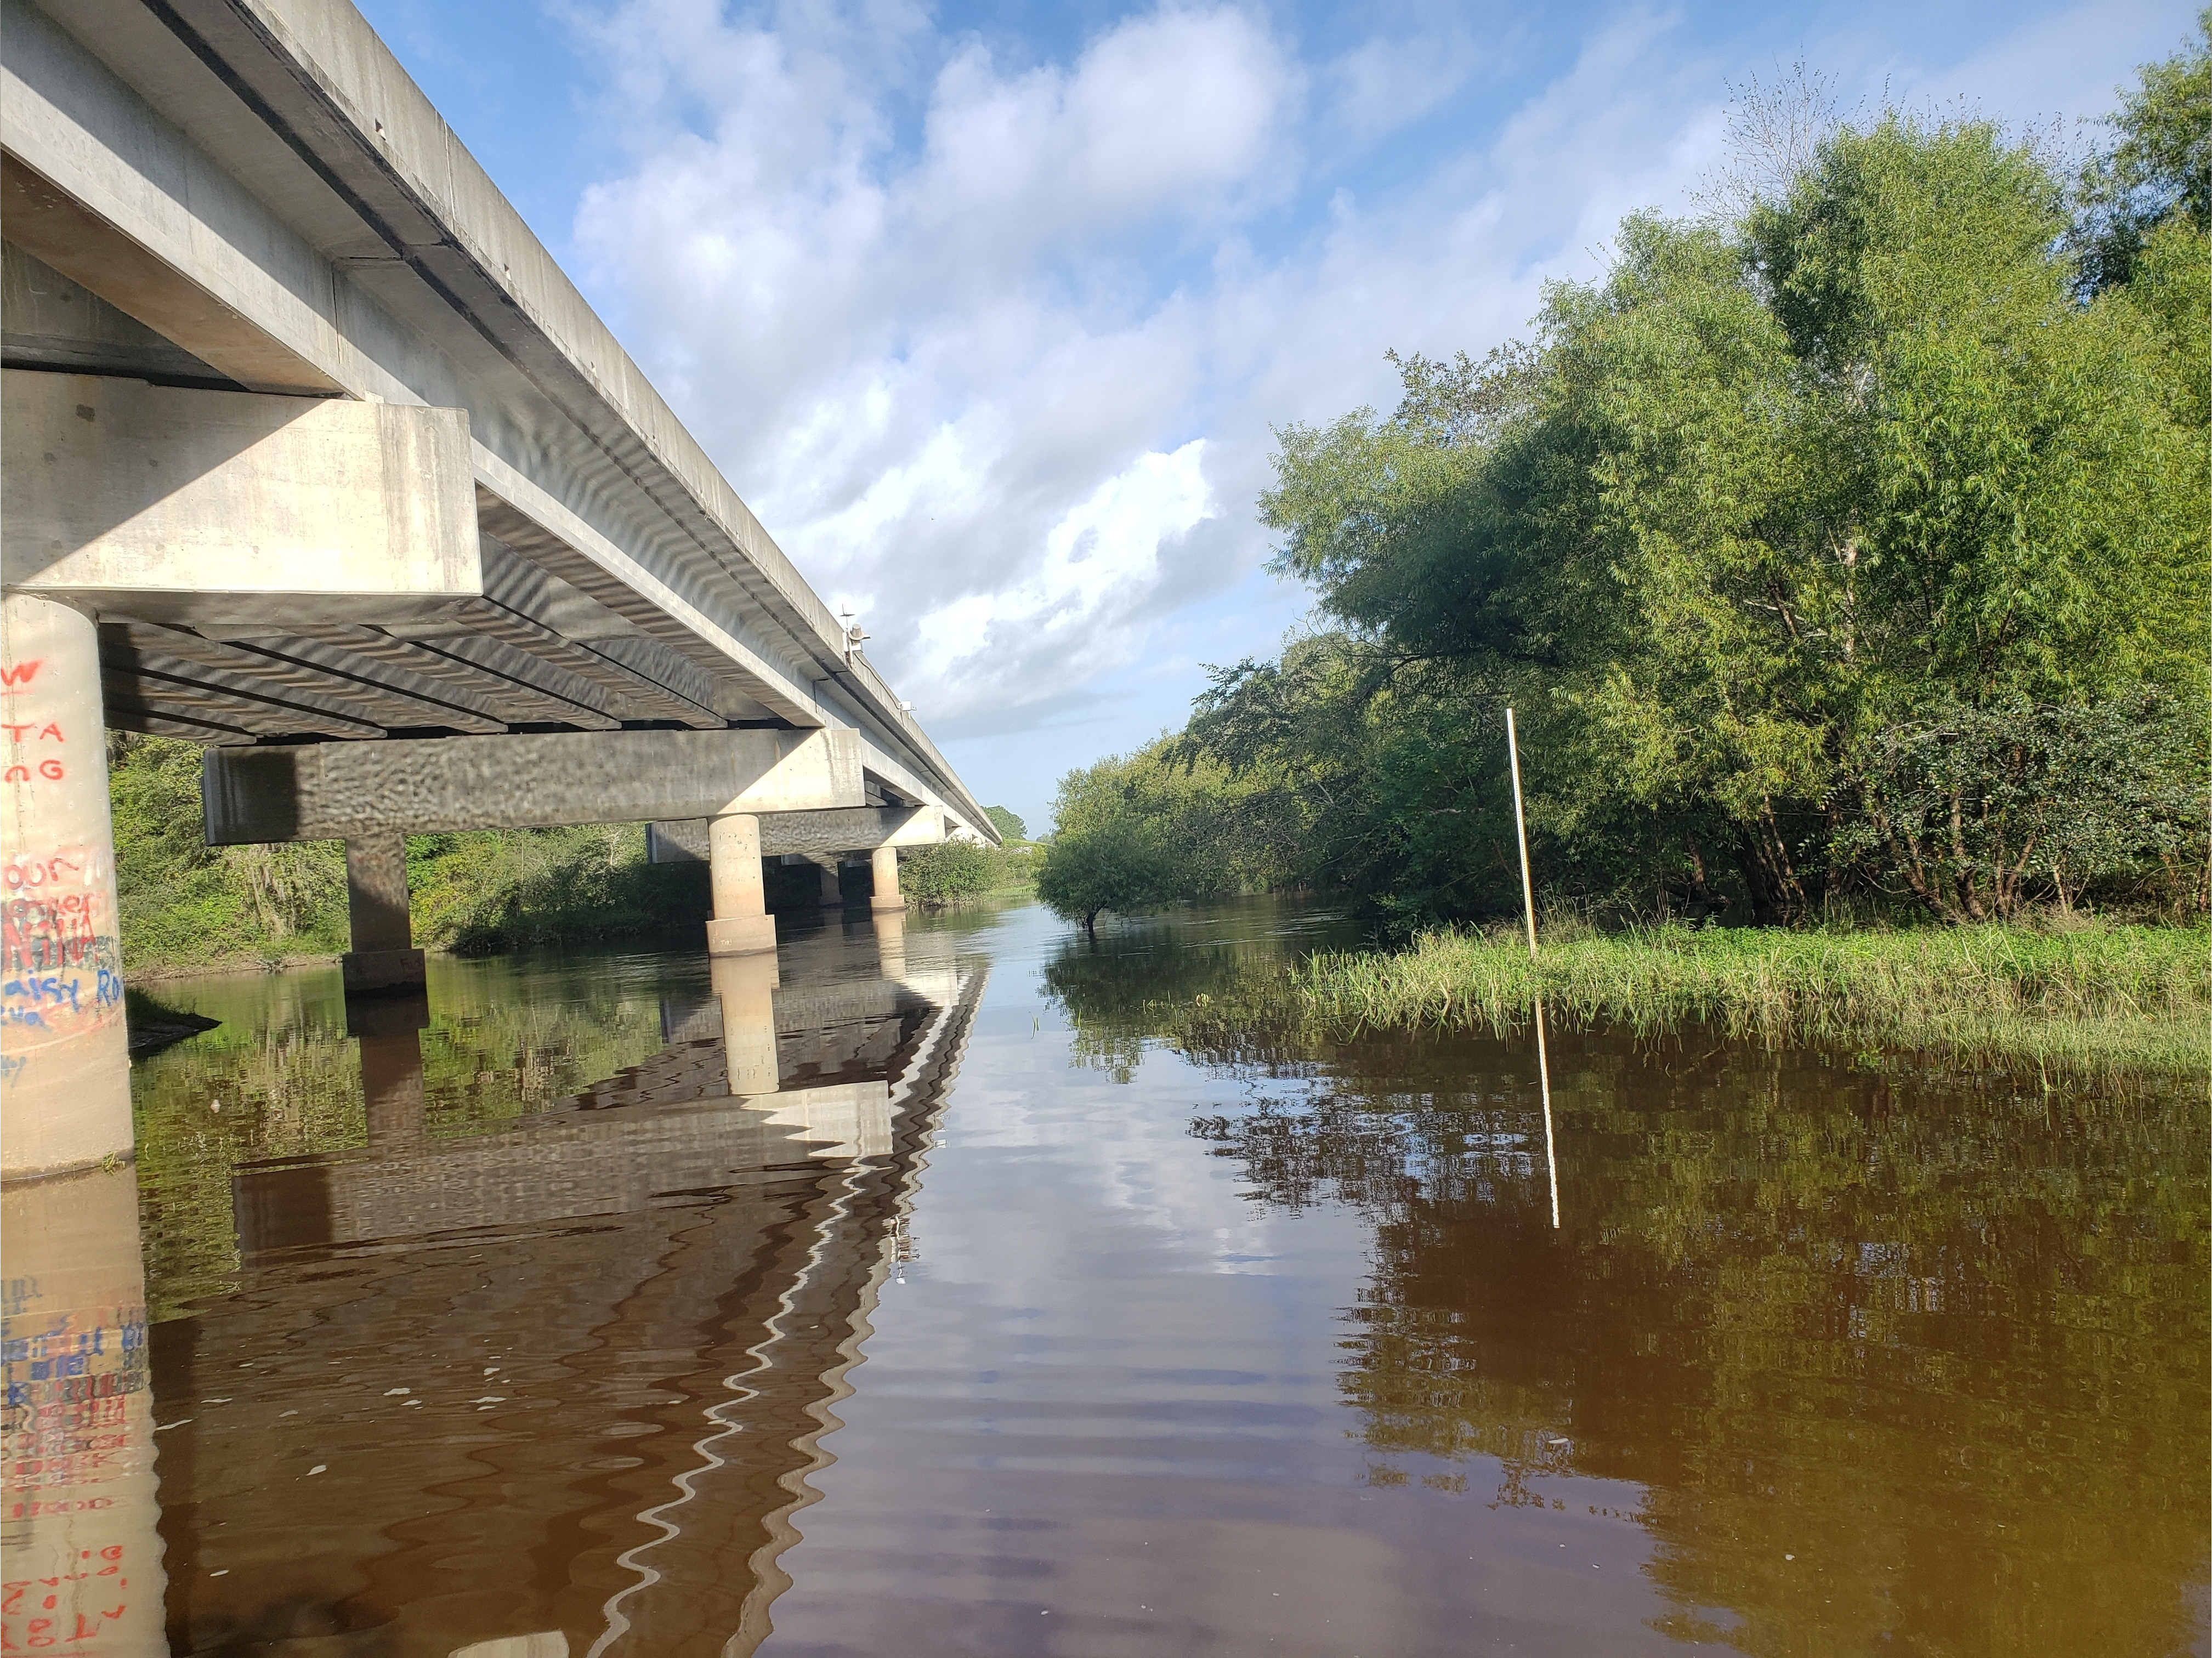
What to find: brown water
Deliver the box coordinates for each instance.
[14,898,2209,1655]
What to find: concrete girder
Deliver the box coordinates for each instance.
[103,618,497,734]
[161,629,512,733]
[446,597,724,729]
[102,622,436,735]
[96,691,259,744]
[581,634,728,723]
[2,240,240,388]
[200,727,865,844]
[101,657,386,740]
[648,806,946,862]
[0,150,339,396]
[468,485,810,728]
[373,630,623,729]
[0,372,479,626]
[260,623,611,730]
[463,541,727,724]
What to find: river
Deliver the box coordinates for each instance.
[13,897,2207,1655]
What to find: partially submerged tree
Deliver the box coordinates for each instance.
[898,841,995,908]
[1035,741,1285,933]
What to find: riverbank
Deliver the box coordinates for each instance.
[1199,919,2209,1073]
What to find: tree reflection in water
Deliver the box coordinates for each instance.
[1046,913,2211,1656]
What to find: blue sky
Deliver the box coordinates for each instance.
[355,0,2192,834]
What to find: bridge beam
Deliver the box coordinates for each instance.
[1,372,480,628]
[202,729,864,844]
[646,805,945,863]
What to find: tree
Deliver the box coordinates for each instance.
[1835,693,2205,919]
[2072,7,2211,293]
[1036,810,1171,934]
[1209,84,2207,926]
[898,841,994,908]
[984,805,1029,842]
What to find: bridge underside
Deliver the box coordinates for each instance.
[0,0,991,1178]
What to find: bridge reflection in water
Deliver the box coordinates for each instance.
[134,916,981,1657]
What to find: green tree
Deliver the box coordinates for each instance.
[1214,75,2208,927]
[2073,7,2212,292]
[984,805,1029,842]
[109,733,349,967]
[1035,740,1294,932]
[897,841,994,907]
[1035,809,1170,934]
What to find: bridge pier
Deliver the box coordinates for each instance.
[342,833,427,995]
[707,813,778,957]
[870,845,906,913]
[1,593,132,1178]
[814,857,846,909]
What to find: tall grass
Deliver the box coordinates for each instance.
[1285,920,2209,1072]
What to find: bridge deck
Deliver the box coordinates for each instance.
[0,0,987,832]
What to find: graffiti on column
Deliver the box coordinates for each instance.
[2,656,123,1082]
[1,1277,153,1647]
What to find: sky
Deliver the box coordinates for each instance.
[354,0,2194,833]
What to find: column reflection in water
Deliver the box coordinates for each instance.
[143,924,983,1657]
[351,989,430,1146]
[711,953,780,1097]
[1,1167,167,1655]
[872,910,905,980]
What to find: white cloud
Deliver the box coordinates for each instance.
[563,0,2181,773]
[909,439,1215,697]
[571,1,1303,730]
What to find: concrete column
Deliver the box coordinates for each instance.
[815,856,846,909]
[341,832,426,995]
[0,1165,169,1654]
[869,844,905,913]
[1,594,131,1177]
[706,813,776,956]
[711,952,780,1095]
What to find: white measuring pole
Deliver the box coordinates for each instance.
[1506,708,1560,1229]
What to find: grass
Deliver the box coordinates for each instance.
[1268,918,2210,1074]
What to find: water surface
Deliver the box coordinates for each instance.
[90,900,2212,1653]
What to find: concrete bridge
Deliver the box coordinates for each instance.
[0,0,994,1178]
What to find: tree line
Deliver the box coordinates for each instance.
[1041,25,2209,934]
